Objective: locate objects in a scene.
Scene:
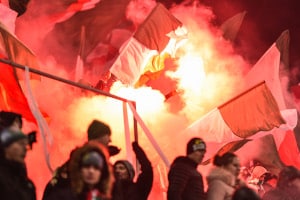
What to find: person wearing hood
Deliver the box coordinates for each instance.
[167,137,206,200]
[43,120,120,200]
[206,152,244,200]
[0,111,36,200]
[44,141,114,200]
[112,141,153,200]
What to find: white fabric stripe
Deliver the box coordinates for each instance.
[185,108,232,143]
[110,37,157,85]
[185,108,297,144]
[122,101,133,164]
[245,43,285,109]
[24,66,54,173]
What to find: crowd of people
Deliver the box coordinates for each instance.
[1,110,300,200]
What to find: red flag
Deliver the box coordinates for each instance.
[0,55,36,123]
[219,81,285,138]
[278,130,300,168]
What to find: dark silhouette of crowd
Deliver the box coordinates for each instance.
[1,110,300,200]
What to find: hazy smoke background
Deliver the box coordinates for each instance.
[9,0,300,199]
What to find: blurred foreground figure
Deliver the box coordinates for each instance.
[43,120,119,200]
[232,186,261,200]
[167,137,207,200]
[112,141,153,200]
[44,141,113,200]
[262,166,300,200]
[0,111,36,200]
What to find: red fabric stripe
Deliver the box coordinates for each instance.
[134,3,182,52]
[0,55,36,123]
[219,82,285,138]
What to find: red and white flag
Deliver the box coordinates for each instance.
[110,3,186,85]
[185,81,289,143]
[245,30,289,110]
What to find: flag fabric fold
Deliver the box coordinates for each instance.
[185,82,292,143]
[245,30,289,110]
[110,3,185,85]
[0,55,36,123]
[0,22,40,80]
[219,81,285,138]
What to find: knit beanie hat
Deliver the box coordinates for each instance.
[0,111,23,129]
[0,128,27,148]
[81,151,104,170]
[87,120,111,140]
[114,160,135,180]
[186,137,206,155]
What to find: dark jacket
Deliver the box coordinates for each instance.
[0,159,36,200]
[42,162,71,200]
[42,142,113,200]
[167,156,206,200]
[262,186,300,200]
[112,142,153,200]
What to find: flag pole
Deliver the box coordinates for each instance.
[0,58,133,103]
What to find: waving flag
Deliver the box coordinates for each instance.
[0,22,40,80]
[220,11,247,42]
[110,3,186,85]
[245,30,290,110]
[185,81,287,143]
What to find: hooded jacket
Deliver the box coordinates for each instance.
[43,141,113,200]
[167,156,206,200]
[112,142,153,200]
[206,167,236,200]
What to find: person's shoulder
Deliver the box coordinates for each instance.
[262,188,284,200]
[172,156,188,164]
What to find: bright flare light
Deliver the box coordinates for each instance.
[169,54,206,94]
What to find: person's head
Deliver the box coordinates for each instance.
[186,137,206,164]
[232,186,261,200]
[277,166,300,189]
[69,141,113,196]
[80,151,105,187]
[0,111,23,131]
[8,0,31,16]
[87,120,111,146]
[113,160,135,181]
[213,152,240,177]
[0,128,28,163]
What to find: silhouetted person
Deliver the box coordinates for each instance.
[43,141,113,200]
[43,120,119,200]
[0,111,36,200]
[167,137,206,200]
[232,186,261,200]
